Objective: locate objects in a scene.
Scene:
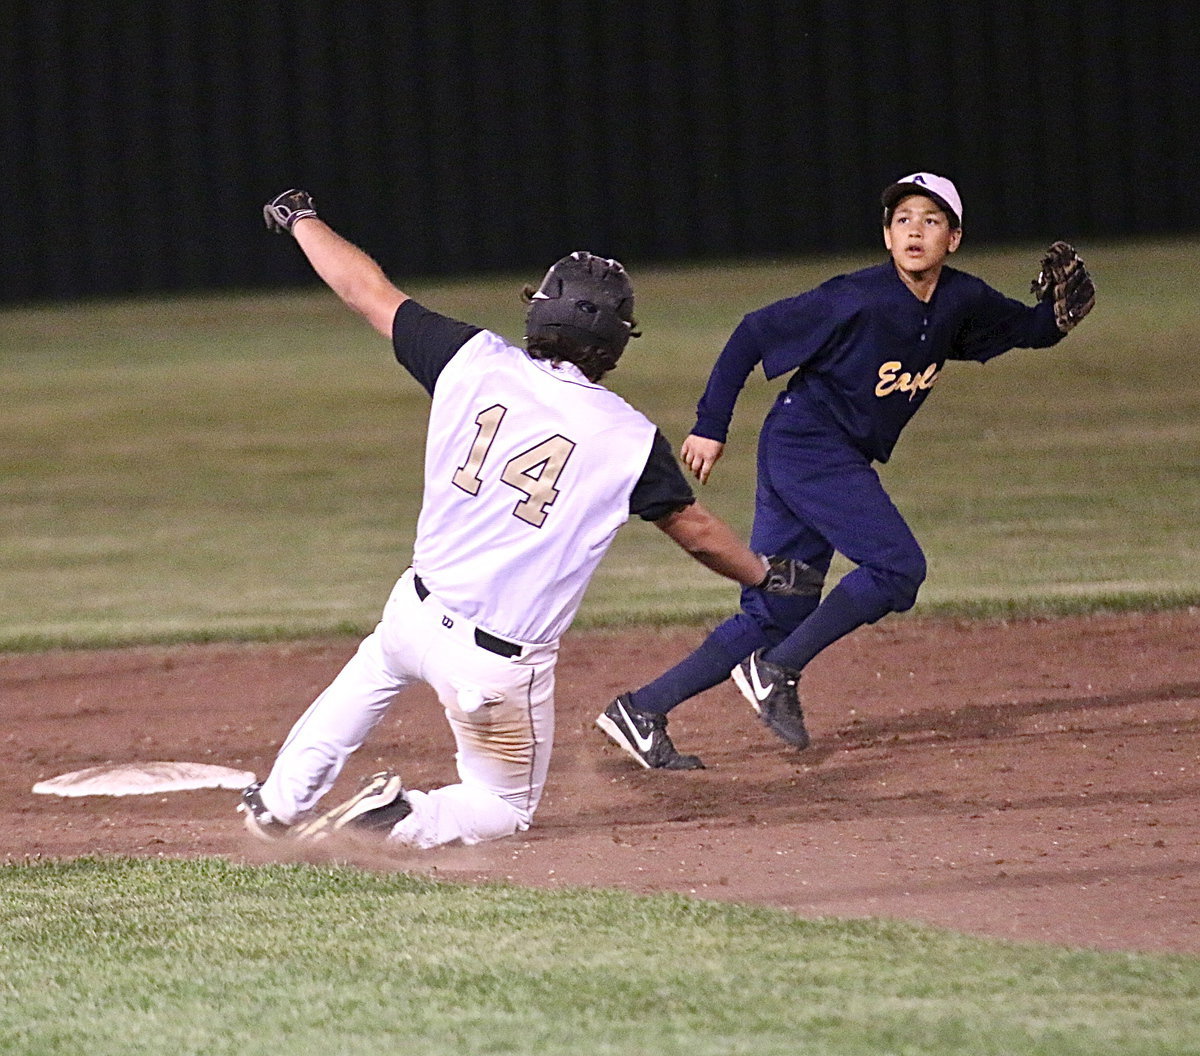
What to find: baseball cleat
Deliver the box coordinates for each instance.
[731,649,810,749]
[292,771,411,841]
[238,782,292,842]
[595,694,705,770]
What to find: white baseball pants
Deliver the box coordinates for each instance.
[259,568,558,848]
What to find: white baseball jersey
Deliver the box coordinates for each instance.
[414,328,656,644]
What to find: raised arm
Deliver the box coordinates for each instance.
[264,189,406,339]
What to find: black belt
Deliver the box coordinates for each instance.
[412,574,523,658]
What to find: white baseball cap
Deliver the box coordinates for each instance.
[881,172,962,228]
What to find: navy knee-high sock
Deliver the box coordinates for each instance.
[764,579,888,672]
[629,615,771,715]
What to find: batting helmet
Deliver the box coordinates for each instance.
[525,251,636,355]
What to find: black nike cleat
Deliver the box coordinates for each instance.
[237,782,292,841]
[731,649,810,749]
[595,694,705,770]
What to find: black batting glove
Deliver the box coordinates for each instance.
[755,555,825,597]
[263,189,318,234]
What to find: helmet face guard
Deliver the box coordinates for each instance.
[525,251,635,354]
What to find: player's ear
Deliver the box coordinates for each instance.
[882,224,894,252]
[947,227,962,253]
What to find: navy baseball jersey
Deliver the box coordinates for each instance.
[692,261,1065,463]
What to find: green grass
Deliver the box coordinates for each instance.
[3,238,1199,649]
[1,857,1196,1056]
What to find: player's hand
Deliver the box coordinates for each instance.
[755,555,825,596]
[263,189,318,234]
[680,434,724,484]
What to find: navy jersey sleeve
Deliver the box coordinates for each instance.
[629,429,696,522]
[754,283,847,380]
[391,299,482,394]
[692,283,844,442]
[691,316,764,443]
[951,283,1064,363]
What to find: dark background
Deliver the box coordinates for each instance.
[3,1,1196,304]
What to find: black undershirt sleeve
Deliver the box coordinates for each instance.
[391,299,482,394]
[629,429,696,521]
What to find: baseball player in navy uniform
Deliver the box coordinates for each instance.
[597,173,1096,767]
[239,190,812,846]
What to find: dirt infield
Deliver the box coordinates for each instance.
[4,609,1198,954]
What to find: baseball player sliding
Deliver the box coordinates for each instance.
[239,190,812,847]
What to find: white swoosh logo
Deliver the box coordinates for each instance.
[749,657,774,701]
[617,701,656,754]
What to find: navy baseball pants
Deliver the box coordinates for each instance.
[632,392,926,713]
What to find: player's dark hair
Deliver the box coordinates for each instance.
[882,193,961,230]
[523,321,637,383]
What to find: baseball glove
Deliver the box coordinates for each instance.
[263,189,318,234]
[1030,241,1095,333]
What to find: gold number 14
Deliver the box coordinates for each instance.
[452,404,576,528]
